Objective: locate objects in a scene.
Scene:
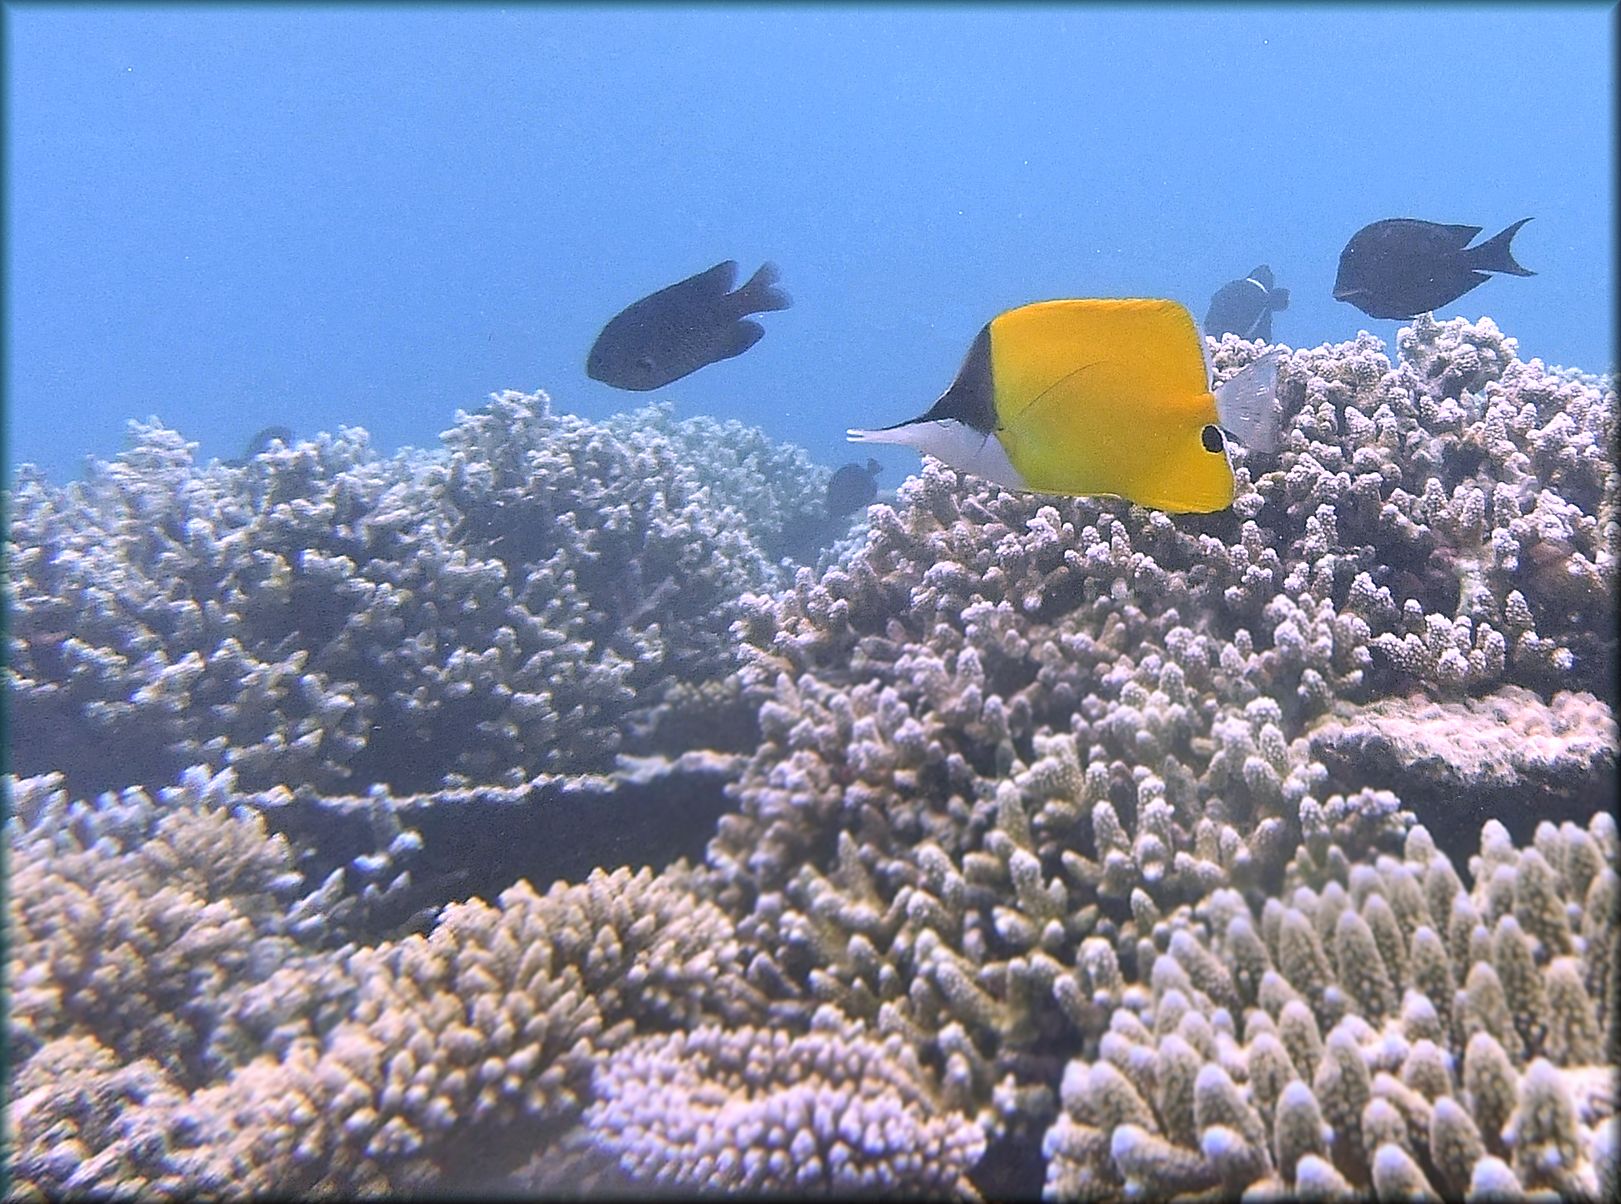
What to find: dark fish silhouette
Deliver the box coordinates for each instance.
[1333,218,1534,320]
[587,260,791,391]
[770,510,843,565]
[1203,265,1290,341]
[222,425,293,467]
[825,458,881,517]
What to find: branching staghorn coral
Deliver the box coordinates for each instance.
[581,1007,986,1198]
[704,315,1616,1164]
[1040,813,1619,1200]
[6,320,1617,1199]
[1259,317,1616,695]
[7,766,354,1198]
[6,767,350,1082]
[706,726,1410,1154]
[5,393,819,798]
[4,766,803,1199]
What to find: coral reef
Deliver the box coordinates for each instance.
[1309,686,1618,853]
[10,771,1613,1199]
[4,762,980,1201]
[1040,814,1619,1200]
[689,318,1616,1161]
[5,393,819,798]
[582,1008,986,1197]
[6,316,1618,1199]
[720,317,1617,899]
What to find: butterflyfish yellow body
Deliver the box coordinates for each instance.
[848,298,1280,514]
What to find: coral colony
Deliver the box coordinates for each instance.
[6,316,1617,1199]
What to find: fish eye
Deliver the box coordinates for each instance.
[1200,424,1225,453]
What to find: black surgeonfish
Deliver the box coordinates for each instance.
[1333,217,1534,320]
[587,260,792,391]
[825,458,881,517]
[223,425,293,467]
[1203,265,1290,341]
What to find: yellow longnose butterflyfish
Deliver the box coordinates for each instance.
[848,298,1281,514]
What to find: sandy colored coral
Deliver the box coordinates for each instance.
[6,768,344,1080]
[1309,685,1617,825]
[1040,813,1619,1200]
[703,318,1615,1150]
[6,394,819,798]
[583,1007,985,1197]
[6,317,1618,1199]
[6,769,780,1199]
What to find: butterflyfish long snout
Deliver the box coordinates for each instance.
[848,298,1281,514]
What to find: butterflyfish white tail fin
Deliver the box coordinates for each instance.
[1214,350,1282,452]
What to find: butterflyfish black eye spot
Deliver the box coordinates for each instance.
[1201,424,1225,453]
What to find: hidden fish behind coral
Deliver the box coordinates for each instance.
[1204,264,1290,341]
[824,457,881,518]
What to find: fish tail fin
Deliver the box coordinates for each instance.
[1470,218,1535,276]
[1214,350,1282,452]
[738,261,793,313]
[1269,286,1290,311]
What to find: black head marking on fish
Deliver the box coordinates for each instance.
[908,326,997,434]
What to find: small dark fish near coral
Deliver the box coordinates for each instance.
[1333,217,1534,320]
[587,260,792,391]
[222,425,294,467]
[1203,265,1289,341]
[825,458,881,518]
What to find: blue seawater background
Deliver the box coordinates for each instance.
[6,4,1615,484]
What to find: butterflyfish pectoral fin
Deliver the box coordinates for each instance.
[1214,350,1282,452]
